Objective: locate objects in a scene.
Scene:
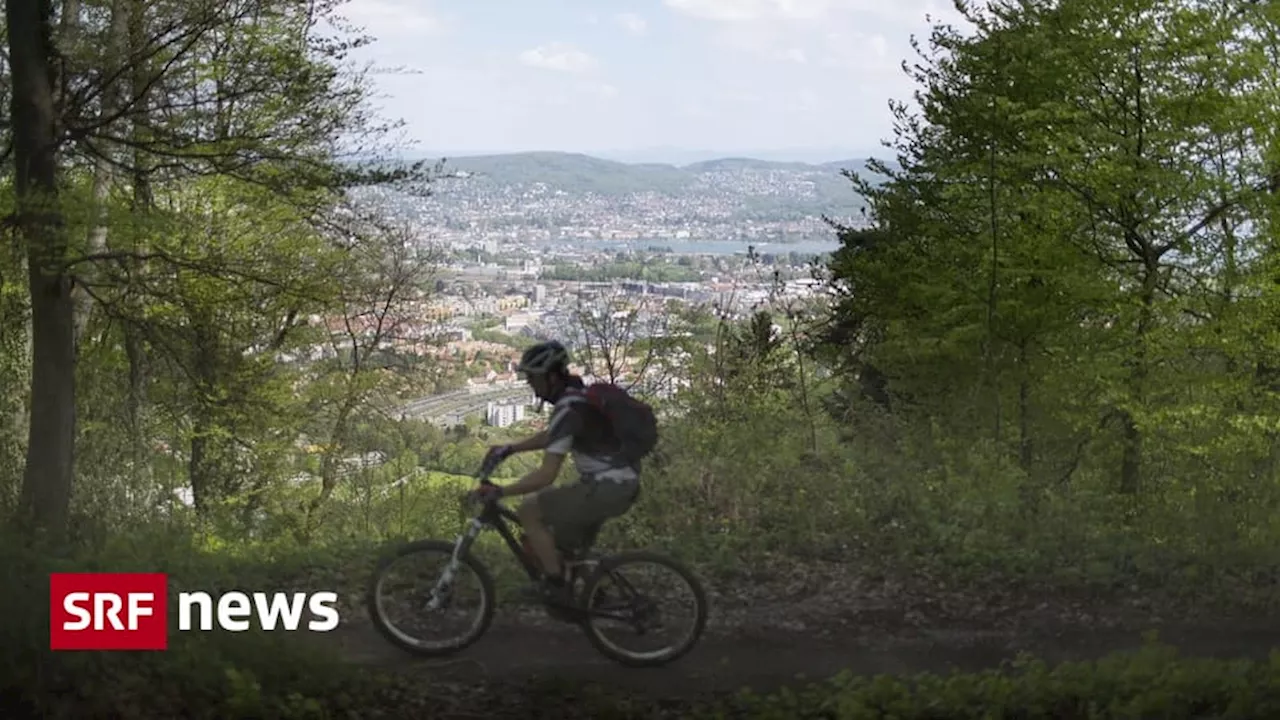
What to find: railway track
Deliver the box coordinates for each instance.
[398,385,536,424]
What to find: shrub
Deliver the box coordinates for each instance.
[711,642,1280,720]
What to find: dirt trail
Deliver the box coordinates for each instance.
[319,555,1280,697]
[324,610,1280,697]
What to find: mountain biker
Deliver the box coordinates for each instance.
[470,340,641,606]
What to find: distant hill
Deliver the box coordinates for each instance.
[416,151,891,203]
[438,152,697,195]
[595,146,873,165]
[675,157,882,173]
[362,151,899,223]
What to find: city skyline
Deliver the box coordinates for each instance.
[338,0,969,158]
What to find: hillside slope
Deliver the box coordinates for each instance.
[425,151,890,197]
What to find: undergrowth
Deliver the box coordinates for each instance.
[711,643,1280,720]
[8,522,1280,720]
[8,389,1280,716]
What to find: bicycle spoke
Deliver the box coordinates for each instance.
[581,554,705,665]
[368,466,706,666]
[369,540,493,654]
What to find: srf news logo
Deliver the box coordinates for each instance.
[49,573,340,651]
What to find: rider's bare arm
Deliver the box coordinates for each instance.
[498,452,565,497]
[500,401,579,497]
[506,429,551,454]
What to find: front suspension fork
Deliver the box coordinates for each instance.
[423,519,484,611]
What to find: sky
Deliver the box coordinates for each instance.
[337,0,969,163]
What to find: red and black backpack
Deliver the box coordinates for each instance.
[566,382,659,466]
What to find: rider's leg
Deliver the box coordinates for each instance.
[538,478,639,553]
[520,481,620,585]
[516,494,562,581]
[519,480,640,606]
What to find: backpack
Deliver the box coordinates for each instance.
[569,382,659,467]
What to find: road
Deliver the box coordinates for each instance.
[399,385,536,425]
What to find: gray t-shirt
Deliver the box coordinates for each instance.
[544,389,638,481]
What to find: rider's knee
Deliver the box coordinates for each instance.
[517,497,541,522]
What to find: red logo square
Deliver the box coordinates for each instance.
[49,573,169,650]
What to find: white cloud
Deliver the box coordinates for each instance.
[518,42,598,74]
[778,47,807,64]
[615,12,648,35]
[664,0,951,25]
[820,31,894,72]
[665,0,956,79]
[586,82,620,99]
[355,0,969,153]
[342,0,444,38]
[663,0,844,23]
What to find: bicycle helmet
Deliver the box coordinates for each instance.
[516,340,570,375]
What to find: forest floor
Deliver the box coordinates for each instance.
[322,557,1280,701]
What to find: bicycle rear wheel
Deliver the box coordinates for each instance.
[578,550,708,667]
[367,539,495,657]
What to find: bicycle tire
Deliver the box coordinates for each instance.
[578,550,709,667]
[367,539,496,657]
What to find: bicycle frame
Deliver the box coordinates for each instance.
[426,473,635,622]
[424,498,526,611]
[452,471,570,579]
[475,498,542,578]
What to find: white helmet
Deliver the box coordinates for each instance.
[516,340,570,375]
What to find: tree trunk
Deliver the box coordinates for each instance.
[70,0,129,352]
[188,427,209,514]
[1119,250,1158,495]
[315,396,359,508]
[124,0,153,483]
[856,362,891,411]
[187,315,221,514]
[187,406,235,514]
[1017,338,1032,472]
[72,161,110,352]
[10,0,76,540]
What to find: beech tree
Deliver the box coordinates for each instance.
[3,0,432,539]
[824,0,1280,496]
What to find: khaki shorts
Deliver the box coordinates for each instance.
[536,478,639,550]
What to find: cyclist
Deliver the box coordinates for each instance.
[471,340,640,606]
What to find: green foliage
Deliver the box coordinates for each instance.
[13,0,1280,714]
[712,642,1280,720]
[8,521,1280,720]
[813,0,1280,567]
[0,525,364,719]
[0,184,26,508]
[469,324,523,347]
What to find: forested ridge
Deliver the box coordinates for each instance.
[8,0,1280,718]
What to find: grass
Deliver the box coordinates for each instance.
[10,398,1280,717]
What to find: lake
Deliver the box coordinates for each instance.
[543,238,843,257]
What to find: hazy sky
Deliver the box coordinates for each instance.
[338,0,967,161]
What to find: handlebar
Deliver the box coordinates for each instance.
[475,446,510,485]
[474,461,498,487]
[464,466,501,511]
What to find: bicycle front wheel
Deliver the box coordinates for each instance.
[367,539,495,657]
[578,550,708,667]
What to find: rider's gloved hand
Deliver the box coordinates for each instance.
[468,483,504,504]
[481,444,513,474]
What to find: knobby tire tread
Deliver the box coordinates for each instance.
[578,549,709,667]
[367,539,496,657]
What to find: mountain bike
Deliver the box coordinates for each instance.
[366,467,709,667]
